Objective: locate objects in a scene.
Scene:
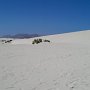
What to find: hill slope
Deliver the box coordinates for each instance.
[12,30,90,44]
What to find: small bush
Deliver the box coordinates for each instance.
[43,39,50,42]
[32,41,35,44]
[38,39,42,42]
[3,40,13,43]
[32,39,42,44]
[32,39,50,44]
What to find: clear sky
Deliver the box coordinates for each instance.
[0,0,90,35]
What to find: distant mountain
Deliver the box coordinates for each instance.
[1,34,40,39]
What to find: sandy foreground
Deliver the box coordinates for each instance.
[0,30,90,90]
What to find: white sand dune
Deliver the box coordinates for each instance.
[12,30,90,45]
[0,30,90,90]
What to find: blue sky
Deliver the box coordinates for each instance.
[0,0,90,35]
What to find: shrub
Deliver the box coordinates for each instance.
[32,41,35,44]
[32,39,50,44]
[43,39,50,42]
[4,40,13,43]
[38,39,42,42]
[32,39,42,44]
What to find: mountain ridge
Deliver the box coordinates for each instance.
[0,34,40,39]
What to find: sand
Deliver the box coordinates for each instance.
[0,30,90,90]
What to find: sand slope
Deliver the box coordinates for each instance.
[0,30,90,90]
[12,30,90,44]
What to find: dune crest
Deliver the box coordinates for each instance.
[12,30,90,44]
